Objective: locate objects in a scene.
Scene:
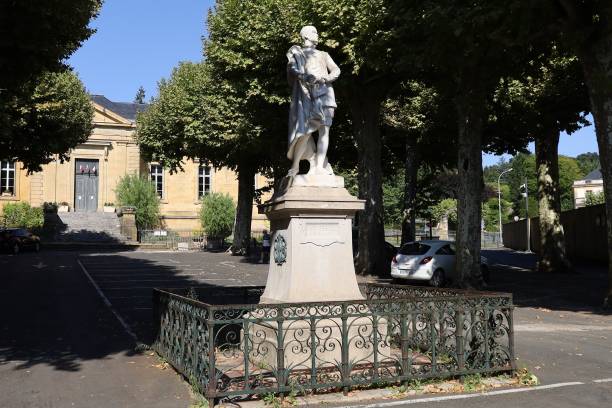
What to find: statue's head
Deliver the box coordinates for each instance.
[300,25,318,46]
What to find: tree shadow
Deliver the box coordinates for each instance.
[0,249,264,373]
[482,249,611,315]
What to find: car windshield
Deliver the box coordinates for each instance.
[398,242,431,255]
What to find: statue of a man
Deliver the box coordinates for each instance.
[286,25,340,177]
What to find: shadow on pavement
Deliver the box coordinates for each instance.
[482,249,610,315]
[0,249,261,373]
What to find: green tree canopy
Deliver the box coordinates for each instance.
[0,0,101,92]
[0,70,94,171]
[576,152,600,175]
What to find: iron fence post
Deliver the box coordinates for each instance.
[430,311,437,375]
[484,308,490,369]
[400,312,410,385]
[206,310,216,407]
[508,306,516,371]
[243,319,251,392]
[276,307,285,399]
[341,304,349,395]
[310,315,317,389]
[152,290,161,345]
[455,308,465,372]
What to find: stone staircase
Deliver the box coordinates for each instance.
[48,212,127,243]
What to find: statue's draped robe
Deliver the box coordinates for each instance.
[286,45,340,160]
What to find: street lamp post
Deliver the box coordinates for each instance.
[497,168,513,246]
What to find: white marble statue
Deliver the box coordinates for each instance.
[286,25,340,177]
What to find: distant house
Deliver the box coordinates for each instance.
[0,95,269,231]
[572,169,604,208]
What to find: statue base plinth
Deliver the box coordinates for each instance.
[292,173,344,188]
[258,182,364,303]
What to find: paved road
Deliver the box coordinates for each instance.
[1,248,611,408]
[354,248,612,408]
[0,250,191,408]
[78,251,268,342]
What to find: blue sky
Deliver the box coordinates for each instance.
[68,0,600,167]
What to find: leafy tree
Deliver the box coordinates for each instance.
[0,0,101,92]
[483,158,513,185]
[204,0,294,255]
[0,70,94,171]
[492,53,589,273]
[576,152,600,176]
[200,193,235,239]
[585,191,605,206]
[545,0,612,306]
[504,153,582,219]
[381,81,456,244]
[394,0,547,288]
[205,0,416,275]
[134,86,146,104]
[115,174,160,230]
[430,199,458,225]
[0,1,100,170]
[558,156,584,210]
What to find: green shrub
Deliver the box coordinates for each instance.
[2,202,44,229]
[115,174,160,229]
[199,193,235,239]
[585,191,605,206]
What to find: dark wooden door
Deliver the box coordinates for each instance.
[74,159,99,212]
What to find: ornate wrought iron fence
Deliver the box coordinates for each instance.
[152,284,514,406]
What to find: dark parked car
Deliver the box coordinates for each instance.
[0,228,41,254]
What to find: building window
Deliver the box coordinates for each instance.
[150,164,164,198]
[198,166,212,198]
[1,161,15,196]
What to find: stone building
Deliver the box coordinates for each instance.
[572,169,604,208]
[0,95,268,232]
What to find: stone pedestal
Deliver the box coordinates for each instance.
[257,176,364,303]
[247,176,388,369]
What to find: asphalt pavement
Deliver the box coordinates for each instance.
[0,250,191,408]
[0,248,610,408]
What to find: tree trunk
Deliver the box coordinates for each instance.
[454,94,485,289]
[580,35,612,307]
[348,83,387,276]
[231,164,256,255]
[535,130,572,273]
[401,137,418,245]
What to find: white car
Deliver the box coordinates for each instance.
[390,240,489,287]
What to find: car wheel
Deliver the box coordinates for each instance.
[481,264,490,284]
[430,269,445,288]
[11,243,19,255]
[34,242,41,252]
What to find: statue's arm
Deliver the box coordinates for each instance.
[288,56,301,77]
[323,53,341,83]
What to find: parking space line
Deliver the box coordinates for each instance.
[77,259,139,343]
[593,378,612,383]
